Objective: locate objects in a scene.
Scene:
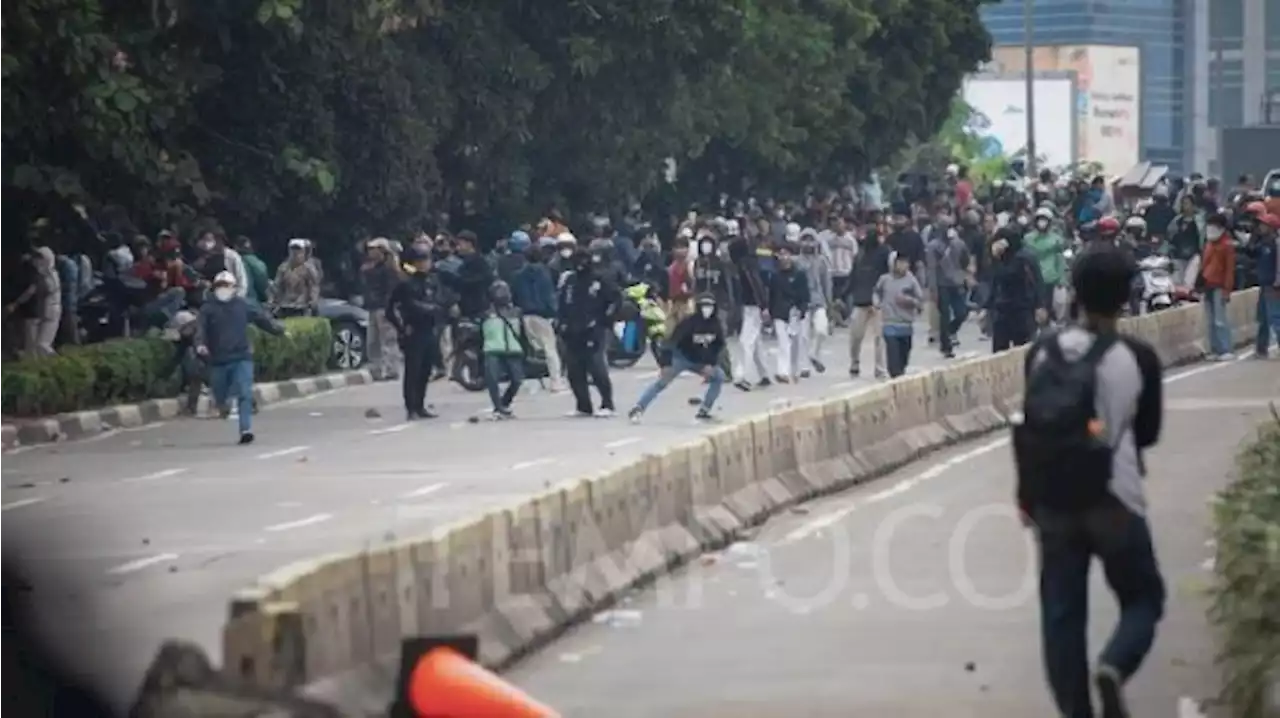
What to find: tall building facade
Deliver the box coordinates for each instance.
[983,0,1182,172]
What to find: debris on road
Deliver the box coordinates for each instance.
[364,408,381,419]
[591,609,643,628]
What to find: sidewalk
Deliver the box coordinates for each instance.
[1,369,374,449]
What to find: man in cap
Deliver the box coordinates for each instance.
[272,238,320,317]
[195,271,285,444]
[387,245,454,419]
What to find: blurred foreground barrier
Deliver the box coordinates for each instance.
[203,291,1258,715]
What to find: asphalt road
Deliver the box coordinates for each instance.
[1,322,982,710]
[506,356,1279,718]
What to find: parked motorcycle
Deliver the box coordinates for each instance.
[1135,255,1176,313]
[450,317,550,393]
[607,282,667,369]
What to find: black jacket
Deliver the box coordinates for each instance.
[768,266,810,318]
[443,253,494,318]
[850,241,891,306]
[692,255,735,308]
[669,312,726,366]
[729,241,769,309]
[986,247,1043,313]
[556,269,620,335]
[386,271,452,335]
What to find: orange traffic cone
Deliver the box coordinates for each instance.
[408,645,560,718]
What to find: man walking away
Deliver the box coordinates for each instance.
[1013,244,1165,718]
[927,221,971,358]
[987,226,1044,352]
[195,271,285,444]
[234,236,272,308]
[728,237,771,390]
[481,280,527,419]
[848,227,891,378]
[557,248,620,417]
[512,244,564,390]
[873,252,923,378]
[1199,213,1236,360]
[386,246,451,420]
[1247,213,1280,357]
[767,244,810,383]
[798,235,833,375]
[628,293,726,423]
[362,238,404,381]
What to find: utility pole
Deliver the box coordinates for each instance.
[1023,0,1037,178]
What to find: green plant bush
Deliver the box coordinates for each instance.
[1210,416,1280,718]
[1,317,332,417]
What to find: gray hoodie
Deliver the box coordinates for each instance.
[872,271,923,329]
[798,252,833,308]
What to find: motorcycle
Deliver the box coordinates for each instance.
[451,316,550,393]
[607,282,667,369]
[1136,255,1176,313]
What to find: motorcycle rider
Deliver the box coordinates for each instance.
[1141,185,1176,246]
[985,225,1043,351]
[480,280,527,419]
[549,232,578,283]
[1168,194,1205,283]
[386,246,453,420]
[727,236,771,391]
[628,293,727,423]
[556,247,620,417]
[1024,207,1067,325]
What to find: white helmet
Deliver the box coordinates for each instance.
[213,270,237,287]
[556,232,577,246]
[945,164,959,176]
[784,222,801,242]
[1124,216,1147,232]
[1034,207,1055,221]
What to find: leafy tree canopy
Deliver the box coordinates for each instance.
[2,0,992,253]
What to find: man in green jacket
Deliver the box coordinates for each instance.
[1024,207,1067,323]
[234,236,272,307]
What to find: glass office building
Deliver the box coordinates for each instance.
[981,0,1185,172]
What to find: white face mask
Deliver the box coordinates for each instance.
[699,241,713,256]
[1206,226,1224,241]
[213,287,235,302]
[559,248,573,258]
[1034,219,1049,231]
[699,306,715,319]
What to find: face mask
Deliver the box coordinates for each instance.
[699,241,713,256]
[559,248,573,259]
[1034,219,1049,231]
[802,245,816,255]
[199,241,215,253]
[699,306,715,319]
[1206,226,1224,240]
[213,287,234,302]
[774,210,785,219]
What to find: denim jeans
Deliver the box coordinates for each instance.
[484,353,524,411]
[937,285,969,354]
[208,359,254,435]
[1202,288,1232,355]
[636,351,724,411]
[1257,288,1280,356]
[1035,501,1166,718]
[882,331,912,378]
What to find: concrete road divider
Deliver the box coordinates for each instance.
[207,291,1259,715]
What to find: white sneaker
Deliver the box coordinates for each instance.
[565,410,592,418]
[1217,352,1237,361]
[593,408,615,418]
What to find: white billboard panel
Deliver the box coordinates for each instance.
[962,75,1076,169]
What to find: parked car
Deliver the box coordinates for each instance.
[315,297,368,369]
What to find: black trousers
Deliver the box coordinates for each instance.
[884,333,913,377]
[401,331,438,413]
[992,310,1035,352]
[563,329,614,413]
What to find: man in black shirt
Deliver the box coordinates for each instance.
[628,293,727,422]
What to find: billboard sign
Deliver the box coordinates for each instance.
[961,73,1077,169]
[988,45,1142,177]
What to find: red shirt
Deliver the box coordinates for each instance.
[955,179,974,208]
[668,260,692,300]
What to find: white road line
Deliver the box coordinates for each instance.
[401,482,447,499]
[781,353,1251,544]
[256,445,309,460]
[604,437,642,449]
[2,497,47,512]
[264,513,333,532]
[122,468,189,484]
[831,380,862,390]
[107,553,178,575]
[369,423,412,435]
[511,457,557,471]
[632,371,659,381]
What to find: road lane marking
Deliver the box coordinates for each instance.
[2,497,47,512]
[781,353,1253,544]
[604,437,642,449]
[122,468,189,484]
[256,445,309,460]
[511,458,556,471]
[369,423,412,435]
[107,553,178,575]
[264,513,333,532]
[401,482,447,499]
[831,380,862,390]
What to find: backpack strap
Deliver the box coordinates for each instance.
[1080,332,1117,366]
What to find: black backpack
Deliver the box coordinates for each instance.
[1013,332,1118,511]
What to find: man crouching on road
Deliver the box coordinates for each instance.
[628,293,726,423]
[195,271,286,445]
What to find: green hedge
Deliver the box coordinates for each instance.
[1,317,331,417]
[1210,417,1280,718]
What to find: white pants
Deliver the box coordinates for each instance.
[773,313,803,378]
[798,306,828,372]
[523,315,564,388]
[733,306,770,384]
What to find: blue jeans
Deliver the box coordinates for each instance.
[1202,288,1232,355]
[937,285,969,354]
[209,359,254,435]
[1036,502,1165,718]
[484,353,524,411]
[1256,288,1280,356]
[636,351,724,411]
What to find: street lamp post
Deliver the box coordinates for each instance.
[1023,0,1037,178]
